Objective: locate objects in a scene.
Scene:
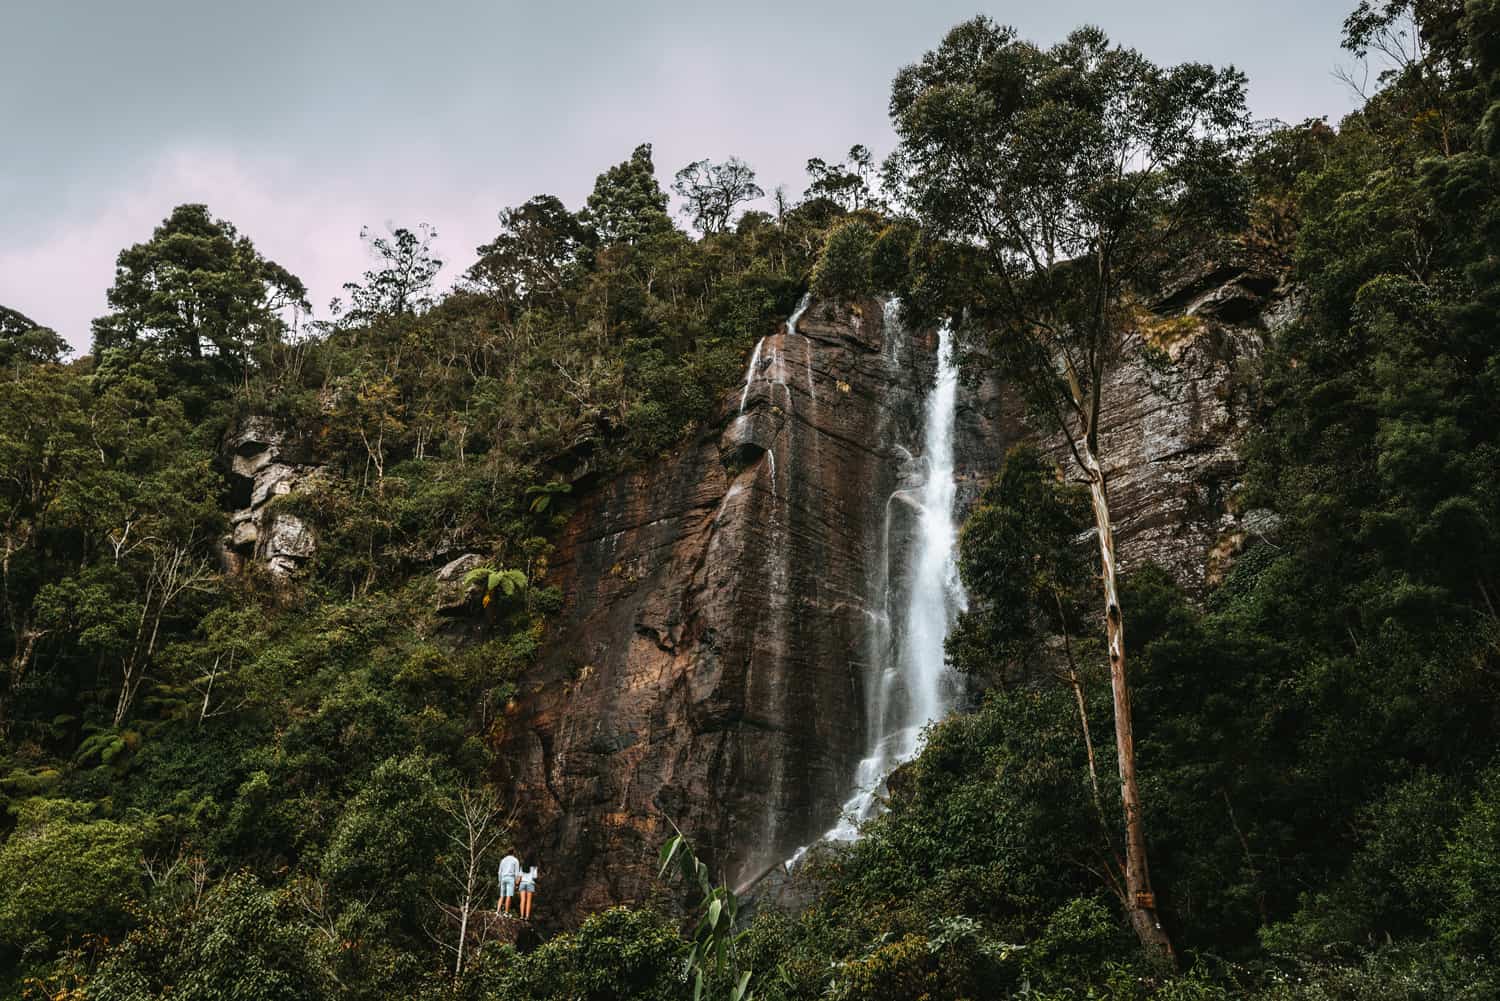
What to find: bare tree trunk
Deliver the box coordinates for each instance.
[1054,587,1108,834]
[1079,443,1175,967]
[455,904,470,978]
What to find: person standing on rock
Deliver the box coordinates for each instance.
[518,862,539,921]
[498,850,521,916]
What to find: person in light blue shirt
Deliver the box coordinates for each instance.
[498,851,521,916]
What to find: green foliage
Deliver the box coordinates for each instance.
[341,223,444,320]
[803,145,881,211]
[582,143,673,246]
[17,6,1500,999]
[0,799,143,959]
[868,223,916,293]
[462,567,529,608]
[659,826,754,1001]
[91,203,308,374]
[83,870,337,1001]
[949,445,1092,685]
[321,753,447,914]
[484,907,686,1001]
[889,16,1250,442]
[0,305,69,369]
[810,220,876,302]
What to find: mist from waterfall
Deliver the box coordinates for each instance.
[791,309,968,859]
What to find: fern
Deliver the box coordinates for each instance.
[462,566,529,607]
[525,480,572,515]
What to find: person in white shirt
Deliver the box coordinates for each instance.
[498,851,521,916]
[518,862,539,921]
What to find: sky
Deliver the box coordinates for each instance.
[1,0,1361,354]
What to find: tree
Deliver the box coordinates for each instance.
[468,195,593,318]
[671,157,765,235]
[342,223,443,320]
[433,784,509,979]
[891,17,1251,962]
[488,906,685,1000]
[804,144,880,210]
[810,220,876,302]
[582,143,673,245]
[86,870,336,1001]
[0,305,68,369]
[91,204,308,371]
[1338,0,1477,154]
[0,798,142,958]
[949,446,1113,861]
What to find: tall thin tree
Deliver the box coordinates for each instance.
[890,18,1250,962]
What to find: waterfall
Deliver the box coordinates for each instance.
[896,318,967,757]
[789,315,968,861]
[738,339,764,414]
[739,294,810,414]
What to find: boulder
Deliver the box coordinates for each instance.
[221,417,325,579]
[436,554,487,616]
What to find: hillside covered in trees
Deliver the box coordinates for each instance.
[7,1,1500,998]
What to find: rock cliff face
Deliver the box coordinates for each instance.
[220,418,324,578]
[1039,265,1292,592]
[501,272,1289,921]
[499,299,1011,916]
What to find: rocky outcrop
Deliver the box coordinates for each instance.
[501,270,1291,924]
[435,554,487,616]
[1034,264,1293,592]
[220,418,324,578]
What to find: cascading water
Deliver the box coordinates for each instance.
[739,295,810,414]
[737,340,764,413]
[895,317,967,756]
[790,312,969,859]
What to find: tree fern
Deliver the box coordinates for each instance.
[462,566,528,607]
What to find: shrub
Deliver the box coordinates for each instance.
[811,222,876,302]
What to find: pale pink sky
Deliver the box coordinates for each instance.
[1,0,1359,353]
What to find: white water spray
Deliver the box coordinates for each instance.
[789,316,968,861]
[738,339,764,414]
[897,319,967,754]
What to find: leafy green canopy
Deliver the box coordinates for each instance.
[91,204,309,374]
[889,18,1250,438]
[0,124,874,997]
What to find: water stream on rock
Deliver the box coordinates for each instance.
[788,311,968,864]
[740,295,810,414]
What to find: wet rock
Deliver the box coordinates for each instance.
[1034,265,1290,593]
[500,298,1014,921]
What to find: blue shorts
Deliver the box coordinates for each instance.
[520,880,536,893]
[501,876,516,897]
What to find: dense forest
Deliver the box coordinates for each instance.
[6,1,1500,997]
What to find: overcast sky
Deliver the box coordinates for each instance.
[1,0,1360,353]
